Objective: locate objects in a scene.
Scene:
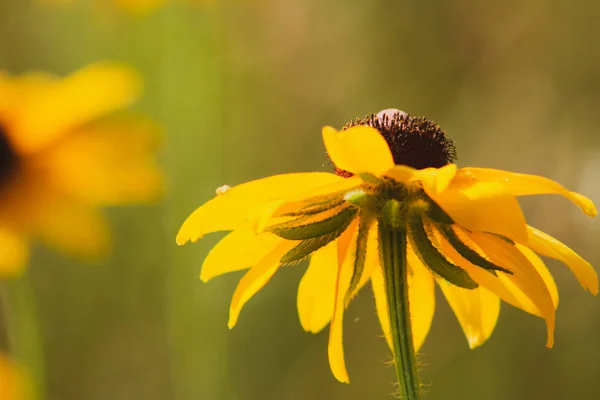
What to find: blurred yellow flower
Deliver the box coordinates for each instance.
[0,354,33,400]
[0,62,162,277]
[42,0,207,13]
[177,109,597,384]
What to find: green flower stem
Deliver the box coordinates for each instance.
[378,224,421,400]
[7,269,45,398]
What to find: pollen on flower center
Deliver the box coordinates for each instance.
[335,109,457,177]
[0,124,19,187]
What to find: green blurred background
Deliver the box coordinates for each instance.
[1,0,599,399]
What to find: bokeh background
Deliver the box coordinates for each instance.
[1,0,599,399]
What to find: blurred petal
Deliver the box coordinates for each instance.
[7,63,141,154]
[42,117,163,204]
[228,241,294,328]
[0,354,34,400]
[0,228,28,277]
[200,230,283,282]
[115,0,167,13]
[34,202,110,259]
[437,280,500,349]
[297,241,338,333]
[322,125,394,175]
[328,223,357,383]
[466,231,555,347]
[459,168,597,217]
[427,180,528,243]
[524,226,598,294]
[176,172,341,245]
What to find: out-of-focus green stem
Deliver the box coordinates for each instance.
[7,269,45,399]
[378,224,421,400]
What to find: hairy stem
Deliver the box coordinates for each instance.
[379,223,421,399]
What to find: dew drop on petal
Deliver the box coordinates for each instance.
[216,185,232,196]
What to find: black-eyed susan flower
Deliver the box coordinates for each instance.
[177,109,597,397]
[0,62,162,277]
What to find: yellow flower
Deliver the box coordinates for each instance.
[0,62,162,277]
[177,109,597,384]
[0,353,34,400]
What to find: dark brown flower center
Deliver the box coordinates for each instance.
[0,124,19,187]
[335,109,457,178]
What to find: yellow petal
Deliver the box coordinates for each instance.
[383,165,417,183]
[176,172,341,245]
[228,241,294,328]
[41,117,163,205]
[322,125,394,176]
[34,202,110,259]
[371,265,393,352]
[411,164,458,194]
[465,231,555,347]
[515,244,559,309]
[0,228,28,277]
[7,63,141,154]
[459,168,597,217]
[407,243,436,352]
[370,240,435,354]
[437,280,500,349]
[200,230,283,282]
[427,180,528,243]
[524,226,598,294]
[327,221,357,383]
[297,241,338,333]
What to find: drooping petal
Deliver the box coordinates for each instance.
[322,125,395,176]
[435,226,556,346]
[200,229,283,282]
[427,180,528,243]
[7,63,141,154]
[459,168,597,216]
[327,221,358,383]
[371,265,393,352]
[41,117,163,205]
[370,240,436,354]
[228,241,295,328]
[406,243,436,352]
[465,231,555,347]
[0,228,28,277]
[176,172,341,245]
[297,241,338,333]
[524,226,598,294]
[515,244,559,309]
[437,280,500,349]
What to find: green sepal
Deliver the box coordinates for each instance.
[437,225,512,275]
[267,206,358,240]
[357,172,385,185]
[381,199,406,230]
[425,200,454,225]
[408,214,478,289]
[283,195,346,217]
[345,217,372,302]
[281,231,341,264]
